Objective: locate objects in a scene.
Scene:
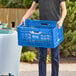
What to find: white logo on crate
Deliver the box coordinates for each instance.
[30,31,41,34]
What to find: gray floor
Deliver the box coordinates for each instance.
[20,71,76,76]
[20,63,76,76]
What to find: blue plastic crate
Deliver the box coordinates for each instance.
[17,19,64,48]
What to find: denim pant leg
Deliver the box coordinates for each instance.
[51,46,60,76]
[38,47,47,76]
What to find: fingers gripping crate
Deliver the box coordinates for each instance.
[17,19,64,48]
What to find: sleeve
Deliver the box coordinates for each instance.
[59,0,66,3]
[34,0,38,3]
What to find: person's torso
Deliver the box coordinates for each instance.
[38,0,61,20]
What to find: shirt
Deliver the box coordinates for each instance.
[34,0,65,20]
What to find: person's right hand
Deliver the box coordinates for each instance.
[20,17,26,24]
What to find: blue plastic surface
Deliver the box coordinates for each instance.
[17,19,64,48]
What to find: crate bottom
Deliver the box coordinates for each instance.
[18,43,57,48]
[18,38,63,48]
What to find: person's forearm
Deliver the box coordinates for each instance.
[60,1,67,21]
[21,1,37,23]
[57,1,67,29]
[23,8,35,20]
[22,1,37,20]
[60,7,67,21]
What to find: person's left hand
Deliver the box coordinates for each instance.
[57,19,63,29]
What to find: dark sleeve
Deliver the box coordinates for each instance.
[34,0,38,3]
[59,0,66,3]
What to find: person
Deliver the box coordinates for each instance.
[21,0,67,76]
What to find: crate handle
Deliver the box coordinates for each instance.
[41,23,48,26]
[30,31,41,34]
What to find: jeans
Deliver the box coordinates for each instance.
[38,45,60,76]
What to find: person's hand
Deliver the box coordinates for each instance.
[57,19,63,29]
[20,17,26,24]
[20,16,30,24]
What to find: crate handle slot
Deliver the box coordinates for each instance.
[41,23,48,26]
[30,31,41,34]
